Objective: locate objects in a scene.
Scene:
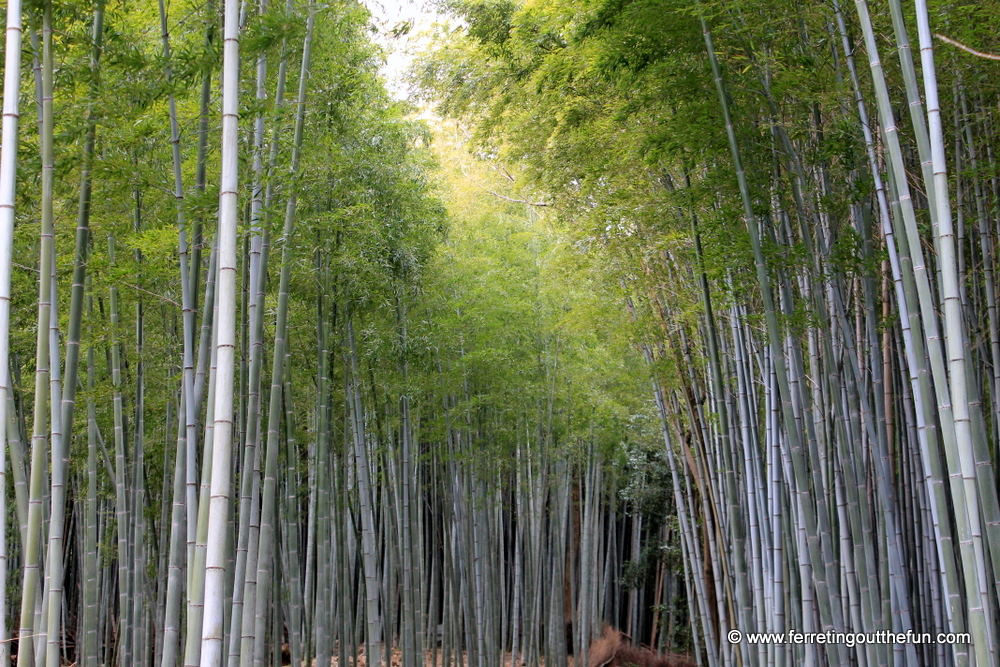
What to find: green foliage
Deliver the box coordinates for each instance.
[412,0,908,328]
[445,0,518,48]
[389,123,660,477]
[618,441,672,517]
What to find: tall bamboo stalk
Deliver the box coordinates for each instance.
[913,10,1000,664]
[16,9,54,666]
[250,6,315,666]
[0,0,22,658]
[200,0,241,658]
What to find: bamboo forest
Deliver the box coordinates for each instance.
[6,0,1000,664]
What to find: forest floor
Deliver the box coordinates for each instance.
[321,647,573,667]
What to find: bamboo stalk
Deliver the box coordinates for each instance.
[0,0,22,657]
[17,11,55,667]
